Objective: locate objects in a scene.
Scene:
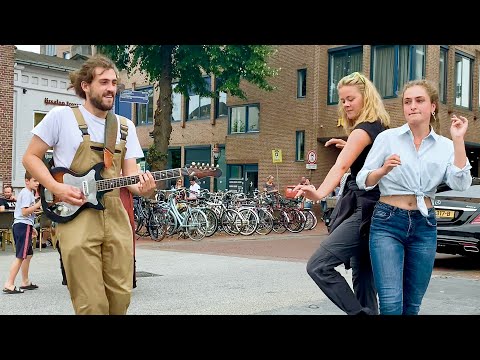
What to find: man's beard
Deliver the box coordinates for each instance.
[90,93,114,112]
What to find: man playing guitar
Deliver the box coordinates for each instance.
[22,55,156,315]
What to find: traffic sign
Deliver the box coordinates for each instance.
[272,149,282,163]
[119,90,149,104]
[307,150,317,164]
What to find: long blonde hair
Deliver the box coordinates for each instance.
[401,79,440,134]
[337,72,390,134]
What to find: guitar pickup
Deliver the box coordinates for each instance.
[82,181,89,196]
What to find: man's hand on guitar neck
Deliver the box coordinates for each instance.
[52,183,86,207]
[133,170,156,198]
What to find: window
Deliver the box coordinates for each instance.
[372,45,425,98]
[296,131,305,161]
[439,47,448,103]
[229,165,243,179]
[187,77,211,120]
[455,52,473,109]
[229,104,259,134]
[171,83,182,121]
[216,91,228,117]
[136,87,154,126]
[72,45,92,56]
[45,45,56,56]
[328,46,363,104]
[214,77,228,118]
[297,69,307,98]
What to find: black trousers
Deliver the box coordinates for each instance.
[306,205,378,315]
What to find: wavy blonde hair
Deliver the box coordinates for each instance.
[337,72,390,135]
[401,79,440,134]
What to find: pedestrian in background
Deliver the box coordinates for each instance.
[3,172,41,294]
[357,79,471,315]
[293,71,390,315]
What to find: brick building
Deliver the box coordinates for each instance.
[115,45,480,194]
[0,45,15,191]
[9,44,480,195]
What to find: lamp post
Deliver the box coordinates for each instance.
[212,143,220,165]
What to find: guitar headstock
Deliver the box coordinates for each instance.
[186,162,222,179]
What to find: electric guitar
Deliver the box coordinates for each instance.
[39,162,222,223]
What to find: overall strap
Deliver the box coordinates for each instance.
[104,111,118,169]
[119,116,128,142]
[71,107,90,141]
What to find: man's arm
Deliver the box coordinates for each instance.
[21,200,42,217]
[123,158,156,198]
[22,135,85,206]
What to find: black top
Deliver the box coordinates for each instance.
[326,120,387,268]
[0,197,16,210]
[349,120,385,177]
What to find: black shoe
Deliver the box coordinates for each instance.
[62,279,67,286]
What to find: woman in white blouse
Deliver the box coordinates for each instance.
[357,79,472,315]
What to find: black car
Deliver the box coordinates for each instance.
[434,179,480,258]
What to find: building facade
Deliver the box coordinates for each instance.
[0,45,15,191]
[10,50,84,190]
[122,45,480,194]
[3,45,480,195]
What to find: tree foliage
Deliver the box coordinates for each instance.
[97,45,278,171]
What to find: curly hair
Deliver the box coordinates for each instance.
[68,54,121,100]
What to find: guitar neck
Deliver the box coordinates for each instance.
[97,168,188,191]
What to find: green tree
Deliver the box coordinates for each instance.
[97,45,278,171]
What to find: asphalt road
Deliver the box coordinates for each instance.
[1,223,479,315]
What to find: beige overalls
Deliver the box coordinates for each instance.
[56,108,133,315]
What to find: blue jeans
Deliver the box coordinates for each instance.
[369,202,437,315]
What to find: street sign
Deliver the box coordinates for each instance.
[307,149,317,164]
[306,164,317,170]
[272,149,282,163]
[119,90,149,104]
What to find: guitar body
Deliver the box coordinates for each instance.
[40,163,107,224]
[39,161,221,224]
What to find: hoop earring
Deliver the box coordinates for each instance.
[432,111,437,122]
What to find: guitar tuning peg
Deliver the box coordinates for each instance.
[201,163,205,167]
[216,164,220,168]
[206,163,210,167]
[191,161,196,166]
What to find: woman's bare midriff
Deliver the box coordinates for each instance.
[379,195,432,210]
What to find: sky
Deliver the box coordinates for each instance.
[15,45,40,53]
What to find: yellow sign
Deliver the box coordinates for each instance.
[272,149,282,163]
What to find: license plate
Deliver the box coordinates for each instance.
[435,210,454,219]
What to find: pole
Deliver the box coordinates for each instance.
[276,164,279,192]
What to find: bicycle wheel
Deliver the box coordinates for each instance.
[201,208,218,237]
[255,208,274,235]
[238,208,259,236]
[148,211,167,241]
[185,209,208,241]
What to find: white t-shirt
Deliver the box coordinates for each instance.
[189,183,201,198]
[31,105,144,168]
[13,187,36,226]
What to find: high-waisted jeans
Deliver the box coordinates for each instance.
[369,201,437,315]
